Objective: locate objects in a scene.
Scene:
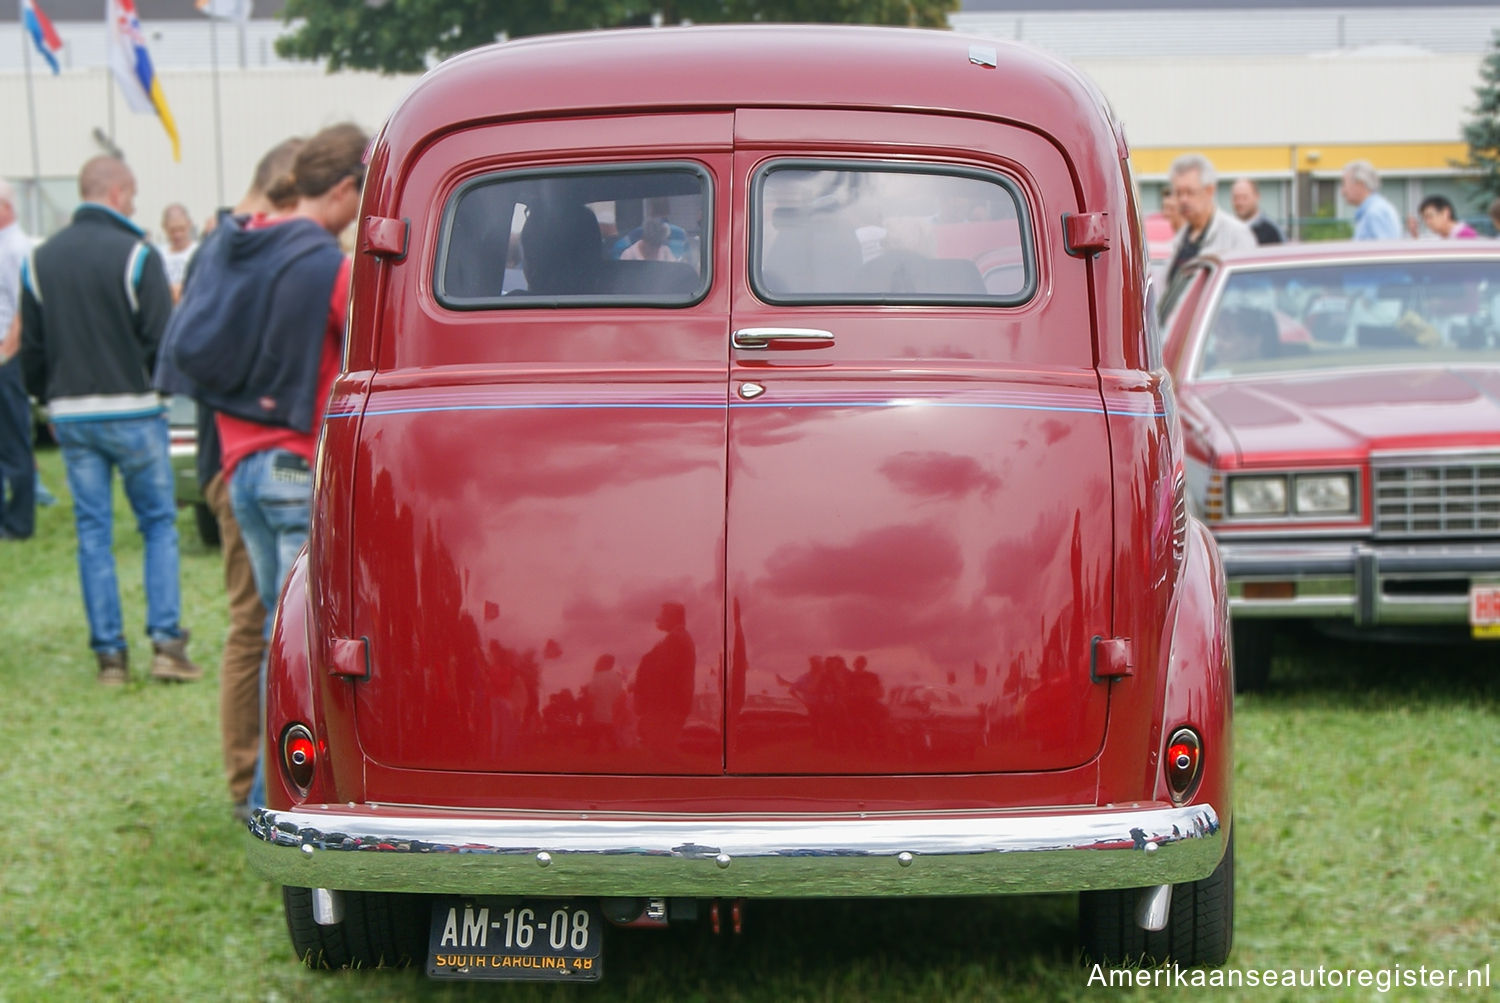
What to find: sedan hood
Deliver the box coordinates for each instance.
[1196,367,1500,461]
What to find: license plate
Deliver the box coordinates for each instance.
[1472,585,1500,640]
[427,897,603,981]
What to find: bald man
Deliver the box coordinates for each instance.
[1230,178,1284,245]
[19,155,203,685]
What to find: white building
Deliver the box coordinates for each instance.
[3,1,1499,240]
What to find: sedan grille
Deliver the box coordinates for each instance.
[1372,456,1500,539]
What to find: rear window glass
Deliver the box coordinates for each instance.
[751,162,1034,305]
[435,163,711,308]
[1196,259,1500,379]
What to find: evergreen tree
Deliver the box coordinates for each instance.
[277,0,960,75]
[1462,29,1500,209]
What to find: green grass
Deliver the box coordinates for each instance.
[1,446,1496,1001]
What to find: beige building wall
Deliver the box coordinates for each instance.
[1,42,1491,239]
[1083,53,1480,150]
[2,66,420,238]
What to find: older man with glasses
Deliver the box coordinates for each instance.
[1164,153,1257,285]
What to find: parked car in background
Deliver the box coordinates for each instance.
[246,26,1234,981]
[1162,240,1500,690]
[166,394,217,546]
[1145,210,1176,285]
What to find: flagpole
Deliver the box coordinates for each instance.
[20,1,44,232]
[209,14,225,206]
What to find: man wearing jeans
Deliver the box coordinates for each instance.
[18,156,202,685]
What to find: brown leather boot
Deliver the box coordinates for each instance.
[150,630,204,682]
[97,650,129,686]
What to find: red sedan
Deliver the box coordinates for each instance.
[1162,239,1500,689]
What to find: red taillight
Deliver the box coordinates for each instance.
[1165,728,1202,804]
[282,724,317,793]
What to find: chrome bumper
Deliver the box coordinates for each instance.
[247,803,1224,897]
[1220,539,1500,624]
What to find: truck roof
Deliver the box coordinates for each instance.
[376,25,1123,172]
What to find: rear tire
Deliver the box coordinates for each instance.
[193,502,221,547]
[1231,621,1273,693]
[283,887,429,970]
[1079,832,1234,968]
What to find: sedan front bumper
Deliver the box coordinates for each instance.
[1220,538,1500,625]
[247,802,1224,897]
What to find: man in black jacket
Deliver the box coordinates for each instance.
[1230,178,1284,246]
[19,156,202,686]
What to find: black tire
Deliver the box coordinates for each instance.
[193,501,221,547]
[283,886,429,970]
[1079,832,1234,968]
[1231,621,1273,693]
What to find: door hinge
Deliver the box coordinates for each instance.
[1062,211,1111,258]
[1090,635,1133,682]
[360,216,409,261]
[327,636,371,680]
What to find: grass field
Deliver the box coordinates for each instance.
[1,445,1496,1001]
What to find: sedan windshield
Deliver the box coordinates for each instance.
[1196,258,1500,378]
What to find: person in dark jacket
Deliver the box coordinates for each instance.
[163,137,303,822]
[160,123,366,809]
[1230,177,1285,245]
[0,179,35,541]
[18,156,202,685]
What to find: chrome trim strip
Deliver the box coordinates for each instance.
[1221,539,1500,622]
[1370,448,1500,465]
[1221,540,1500,574]
[247,804,1224,897]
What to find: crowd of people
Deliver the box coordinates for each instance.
[3,136,1500,823]
[0,123,368,822]
[1158,153,1500,285]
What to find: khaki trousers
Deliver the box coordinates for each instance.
[207,472,267,804]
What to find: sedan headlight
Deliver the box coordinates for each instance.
[1227,475,1287,517]
[1293,473,1355,515]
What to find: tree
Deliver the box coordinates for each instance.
[1462,29,1500,210]
[277,0,960,74]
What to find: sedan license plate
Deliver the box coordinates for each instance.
[428,898,602,981]
[1471,585,1500,640]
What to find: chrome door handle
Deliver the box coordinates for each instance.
[731,327,836,350]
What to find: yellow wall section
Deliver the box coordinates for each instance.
[1132,142,1471,178]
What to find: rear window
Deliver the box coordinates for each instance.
[751,162,1034,305]
[434,163,711,309]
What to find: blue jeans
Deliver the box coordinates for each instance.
[230,447,314,809]
[229,448,314,619]
[0,361,35,538]
[55,414,183,653]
